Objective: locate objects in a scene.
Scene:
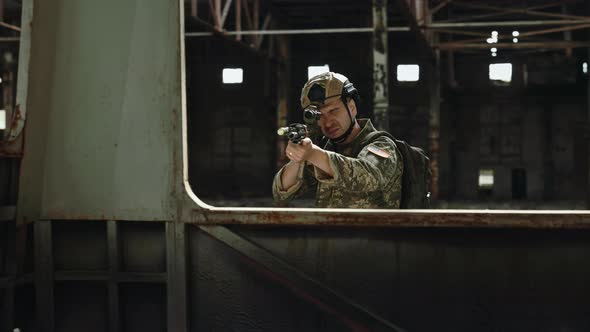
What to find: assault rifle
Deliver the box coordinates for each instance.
[276,107,322,144]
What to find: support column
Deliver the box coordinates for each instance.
[107,220,120,332]
[372,0,389,131]
[586,5,589,209]
[190,0,197,18]
[166,221,187,332]
[587,48,590,208]
[429,50,441,203]
[235,0,241,41]
[562,4,572,57]
[34,220,54,332]
[275,35,290,171]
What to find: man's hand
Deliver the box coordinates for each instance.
[284,138,334,178]
[285,137,314,163]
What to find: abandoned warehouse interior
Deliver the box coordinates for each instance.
[0,0,589,331]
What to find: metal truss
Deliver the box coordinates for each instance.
[185,0,590,53]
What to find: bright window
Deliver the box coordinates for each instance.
[478,169,494,189]
[489,63,512,83]
[396,64,420,82]
[308,65,330,79]
[0,109,5,130]
[222,68,243,84]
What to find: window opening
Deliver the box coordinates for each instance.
[396,64,419,82]
[222,68,243,84]
[307,65,330,79]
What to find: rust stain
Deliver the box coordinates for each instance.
[189,208,590,229]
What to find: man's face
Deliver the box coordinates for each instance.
[313,97,356,139]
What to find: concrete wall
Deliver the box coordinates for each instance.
[440,55,588,204]
[186,37,277,201]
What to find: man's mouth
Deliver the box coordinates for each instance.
[325,127,339,136]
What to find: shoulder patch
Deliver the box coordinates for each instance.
[367,145,391,158]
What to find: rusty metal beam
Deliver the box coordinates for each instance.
[186,14,268,57]
[208,0,220,29]
[189,208,590,229]
[437,23,590,47]
[437,10,512,23]
[255,13,271,49]
[253,0,260,46]
[235,0,241,40]
[429,19,590,28]
[438,1,582,23]
[253,0,259,31]
[519,22,590,37]
[241,0,254,44]
[215,0,221,27]
[434,28,489,37]
[186,19,590,37]
[242,0,253,30]
[199,225,408,332]
[562,4,573,56]
[452,2,590,21]
[191,0,197,18]
[220,0,233,29]
[437,41,590,50]
[430,0,452,16]
[395,0,435,60]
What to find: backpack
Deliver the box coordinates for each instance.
[359,131,432,209]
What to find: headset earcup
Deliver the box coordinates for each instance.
[343,82,360,106]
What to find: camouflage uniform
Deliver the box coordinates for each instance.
[272,119,403,208]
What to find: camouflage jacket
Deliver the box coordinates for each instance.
[272,119,403,208]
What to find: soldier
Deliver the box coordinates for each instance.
[272,72,403,208]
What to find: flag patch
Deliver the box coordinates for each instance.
[367,145,390,158]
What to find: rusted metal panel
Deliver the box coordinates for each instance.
[10,219,590,331]
[199,225,407,332]
[189,207,590,228]
[17,0,186,222]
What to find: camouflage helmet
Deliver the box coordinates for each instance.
[300,72,350,108]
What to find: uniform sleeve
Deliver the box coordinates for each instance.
[315,137,403,194]
[272,162,317,203]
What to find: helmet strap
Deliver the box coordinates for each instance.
[330,97,356,144]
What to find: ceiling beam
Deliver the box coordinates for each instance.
[436,22,590,46]
[452,2,590,21]
[437,41,590,50]
[394,0,435,60]
[430,0,452,16]
[428,19,590,28]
